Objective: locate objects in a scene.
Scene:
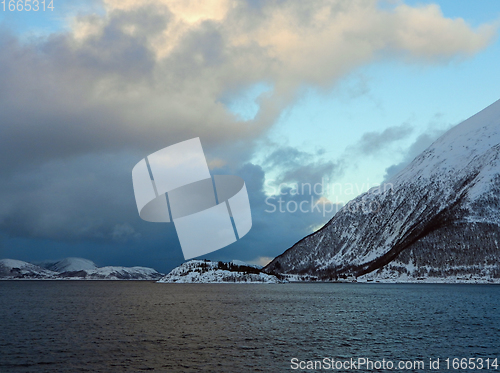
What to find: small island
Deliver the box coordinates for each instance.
[157,260,285,283]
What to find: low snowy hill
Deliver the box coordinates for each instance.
[158,260,285,283]
[0,258,162,280]
[265,98,500,282]
[0,259,58,279]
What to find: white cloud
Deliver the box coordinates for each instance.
[61,0,497,156]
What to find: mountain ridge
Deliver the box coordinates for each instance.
[264,98,500,282]
[0,258,163,280]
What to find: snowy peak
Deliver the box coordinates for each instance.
[264,98,500,282]
[391,98,500,183]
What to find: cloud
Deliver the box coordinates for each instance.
[0,153,142,241]
[354,123,414,156]
[0,0,496,271]
[262,145,339,187]
[112,223,141,242]
[389,3,496,60]
[384,124,452,180]
[1,0,495,172]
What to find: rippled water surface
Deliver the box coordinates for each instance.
[1,282,499,372]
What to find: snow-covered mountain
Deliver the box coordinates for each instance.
[0,258,163,280]
[158,260,285,283]
[0,259,58,279]
[57,265,163,280]
[41,257,98,272]
[264,98,500,282]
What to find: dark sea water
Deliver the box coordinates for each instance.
[0,282,499,372]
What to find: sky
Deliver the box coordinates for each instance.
[0,0,499,273]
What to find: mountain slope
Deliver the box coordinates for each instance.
[42,257,98,272]
[264,99,500,281]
